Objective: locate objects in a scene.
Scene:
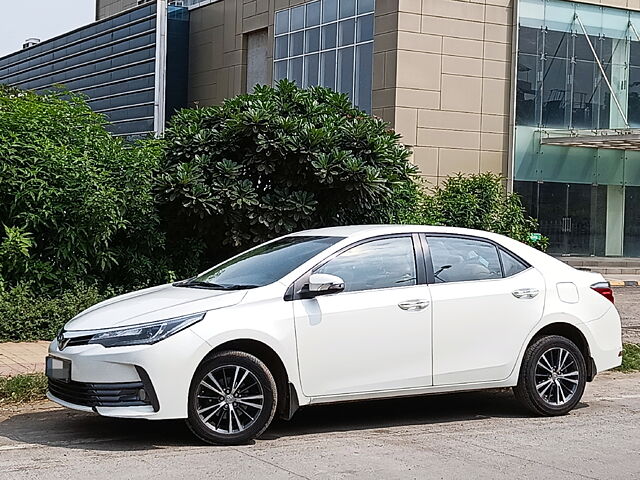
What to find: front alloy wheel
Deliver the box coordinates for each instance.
[514,335,587,416]
[187,351,277,445]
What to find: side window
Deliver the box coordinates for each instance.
[500,249,528,277]
[314,236,417,292]
[427,236,502,283]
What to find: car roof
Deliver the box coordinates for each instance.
[288,224,505,239]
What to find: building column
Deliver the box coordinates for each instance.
[605,185,625,256]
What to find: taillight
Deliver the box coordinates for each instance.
[591,282,614,303]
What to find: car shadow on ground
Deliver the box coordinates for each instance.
[0,389,588,451]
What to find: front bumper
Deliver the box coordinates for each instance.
[46,327,212,420]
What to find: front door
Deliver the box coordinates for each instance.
[293,235,432,397]
[425,235,546,385]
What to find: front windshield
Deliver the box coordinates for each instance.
[189,236,344,288]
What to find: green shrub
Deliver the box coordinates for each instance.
[400,173,548,250]
[0,373,48,404]
[0,87,173,293]
[159,80,417,262]
[0,283,111,342]
[617,343,640,372]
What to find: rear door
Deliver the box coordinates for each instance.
[424,235,545,385]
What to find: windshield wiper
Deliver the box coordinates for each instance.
[174,280,260,290]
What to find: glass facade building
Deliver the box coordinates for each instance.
[0,2,189,137]
[515,0,640,256]
[273,0,374,113]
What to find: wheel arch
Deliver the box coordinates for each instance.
[527,322,596,381]
[197,338,299,420]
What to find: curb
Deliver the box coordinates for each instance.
[610,280,639,287]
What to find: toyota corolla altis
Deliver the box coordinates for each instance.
[46,225,622,445]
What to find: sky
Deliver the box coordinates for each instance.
[0,0,95,58]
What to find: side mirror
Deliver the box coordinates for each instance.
[306,273,345,297]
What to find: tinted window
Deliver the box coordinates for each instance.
[315,237,417,292]
[500,249,528,277]
[194,236,342,287]
[427,236,502,283]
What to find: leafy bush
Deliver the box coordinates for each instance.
[0,86,174,292]
[0,373,47,404]
[159,80,417,261]
[0,283,111,342]
[617,343,640,372]
[400,173,547,250]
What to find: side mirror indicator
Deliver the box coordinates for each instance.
[305,273,345,297]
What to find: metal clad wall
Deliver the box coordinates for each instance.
[0,3,158,137]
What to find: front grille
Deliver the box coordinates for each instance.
[65,335,92,348]
[48,378,151,408]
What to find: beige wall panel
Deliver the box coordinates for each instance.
[397,32,442,54]
[438,148,481,177]
[440,74,483,113]
[418,109,482,131]
[395,107,418,145]
[479,151,506,174]
[442,56,483,78]
[398,0,422,14]
[418,128,481,150]
[442,37,484,59]
[396,50,441,90]
[398,12,422,32]
[396,88,441,109]
[413,147,439,176]
[422,0,484,22]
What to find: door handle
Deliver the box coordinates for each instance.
[512,288,539,299]
[398,299,430,311]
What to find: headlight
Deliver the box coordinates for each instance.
[87,312,205,348]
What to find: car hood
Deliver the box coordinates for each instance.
[64,284,248,331]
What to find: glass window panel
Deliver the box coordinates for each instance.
[314,237,416,292]
[323,0,338,23]
[320,50,337,90]
[304,54,320,87]
[290,5,305,30]
[541,56,569,128]
[571,60,599,129]
[516,53,538,126]
[629,65,640,127]
[289,56,303,85]
[355,42,373,112]
[337,46,355,99]
[545,29,570,59]
[305,27,320,53]
[338,19,355,47]
[275,35,289,59]
[306,1,321,27]
[339,0,356,19]
[290,31,304,56]
[356,14,374,43]
[357,0,374,14]
[427,237,502,283]
[274,60,288,81]
[500,250,528,277]
[322,23,337,49]
[275,10,289,35]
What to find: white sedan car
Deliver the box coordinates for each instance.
[46,225,622,445]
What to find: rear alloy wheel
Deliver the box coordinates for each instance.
[514,335,587,416]
[186,351,277,445]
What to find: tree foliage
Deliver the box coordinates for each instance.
[0,86,173,292]
[399,173,548,250]
[158,80,417,260]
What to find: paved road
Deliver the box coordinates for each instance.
[1,371,639,480]
[614,287,640,344]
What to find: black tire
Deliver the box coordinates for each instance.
[186,350,277,445]
[514,335,587,416]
